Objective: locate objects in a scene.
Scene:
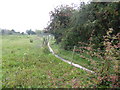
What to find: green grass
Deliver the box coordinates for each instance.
[2,35,97,88]
[49,37,117,76]
[49,39,105,72]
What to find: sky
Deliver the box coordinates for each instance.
[0,0,90,32]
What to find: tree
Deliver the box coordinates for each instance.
[21,32,24,35]
[47,5,74,43]
[47,2,120,50]
[26,29,36,35]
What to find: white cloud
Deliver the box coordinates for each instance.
[0,0,90,32]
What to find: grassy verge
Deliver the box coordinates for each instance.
[49,36,116,76]
[49,38,104,72]
[2,35,97,88]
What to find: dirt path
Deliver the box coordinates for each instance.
[48,42,95,74]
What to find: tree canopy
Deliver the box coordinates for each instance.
[46,2,120,50]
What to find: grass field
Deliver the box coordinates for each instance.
[2,35,97,88]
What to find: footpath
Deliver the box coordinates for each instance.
[47,42,95,74]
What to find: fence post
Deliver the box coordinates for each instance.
[71,46,76,65]
[42,37,45,46]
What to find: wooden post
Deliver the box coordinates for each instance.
[71,46,76,65]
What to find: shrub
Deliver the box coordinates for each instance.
[30,39,33,43]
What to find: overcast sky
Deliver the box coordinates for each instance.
[0,0,90,32]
